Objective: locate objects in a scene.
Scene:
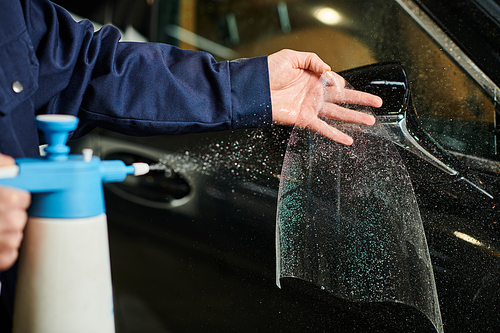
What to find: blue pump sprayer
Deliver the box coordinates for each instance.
[0,114,149,333]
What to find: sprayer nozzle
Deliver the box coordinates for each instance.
[132,163,150,176]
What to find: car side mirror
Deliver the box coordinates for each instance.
[340,63,493,199]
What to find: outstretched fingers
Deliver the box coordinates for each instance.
[306,118,354,145]
[321,71,383,107]
[342,89,383,107]
[319,103,376,126]
[324,86,383,107]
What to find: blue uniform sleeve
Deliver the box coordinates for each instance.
[24,0,273,138]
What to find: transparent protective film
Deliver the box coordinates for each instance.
[276,111,443,332]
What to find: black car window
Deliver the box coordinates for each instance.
[155,0,498,160]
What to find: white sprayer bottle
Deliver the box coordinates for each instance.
[0,115,149,333]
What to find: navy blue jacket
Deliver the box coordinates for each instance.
[0,0,272,326]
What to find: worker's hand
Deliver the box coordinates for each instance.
[0,153,30,271]
[268,49,382,145]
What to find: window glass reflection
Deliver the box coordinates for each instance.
[158,0,495,158]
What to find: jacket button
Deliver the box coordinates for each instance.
[12,81,24,93]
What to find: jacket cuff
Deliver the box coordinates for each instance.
[229,56,273,130]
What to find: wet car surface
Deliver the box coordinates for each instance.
[60,0,500,332]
